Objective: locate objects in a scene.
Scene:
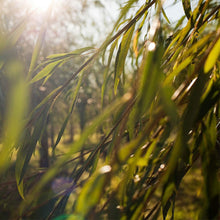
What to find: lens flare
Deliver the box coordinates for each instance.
[29,0,53,11]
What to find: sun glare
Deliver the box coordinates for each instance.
[29,0,53,12]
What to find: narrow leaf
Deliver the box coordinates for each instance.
[164,56,192,85]
[30,60,63,84]
[52,70,85,151]
[46,47,94,60]
[114,24,135,94]
[162,8,170,24]
[0,61,28,173]
[182,0,192,19]
[76,174,105,216]
[204,37,220,73]
[29,86,61,120]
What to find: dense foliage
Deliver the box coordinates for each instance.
[0,0,219,219]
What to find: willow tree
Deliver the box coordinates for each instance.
[0,0,219,219]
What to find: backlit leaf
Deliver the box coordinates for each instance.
[16,110,48,186]
[204,36,220,73]
[76,174,105,216]
[162,8,170,24]
[0,61,28,174]
[30,60,63,84]
[47,47,94,60]
[114,24,135,94]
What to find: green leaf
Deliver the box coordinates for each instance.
[101,68,109,107]
[164,56,192,85]
[18,95,130,211]
[0,17,28,69]
[204,37,220,73]
[0,61,28,173]
[197,79,220,122]
[114,24,135,94]
[162,7,170,24]
[119,131,145,162]
[76,174,105,216]
[52,113,71,151]
[133,11,148,57]
[200,114,219,219]
[174,15,186,30]
[9,17,28,45]
[162,183,175,217]
[136,141,157,167]
[160,85,179,125]
[53,71,84,151]
[137,45,163,116]
[29,86,61,121]
[90,150,100,175]
[113,0,138,31]
[16,109,48,199]
[46,47,94,60]
[101,39,118,106]
[30,60,63,84]
[182,0,192,19]
[54,214,85,220]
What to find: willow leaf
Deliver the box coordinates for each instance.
[113,0,138,31]
[53,72,84,151]
[204,36,220,73]
[138,45,163,116]
[46,47,94,60]
[0,17,28,69]
[182,0,192,19]
[162,7,170,24]
[15,131,31,200]
[16,111,48,199]
[29,86,61,121]
[17,95,131,214]
[101,68,109,107]
[101,40,118,105]
[164,56,192,85]
[133,11,148,57]
[197,79,220,122]
[114,24,135,94]
[30,60,63,84]
[200,114,219,219]
[76,173,106,216]
[162,183,175,219]
[90,150,101,175]
[52,113,71,151]
[9,16,28,46]
[0,61,28,174]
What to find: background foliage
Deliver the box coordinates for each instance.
[0,0,219,219]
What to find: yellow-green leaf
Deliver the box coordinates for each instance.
[0,61,28,174]
[114,24,135,94]
[162,7,170,24]
[204,37,220,73]
[30,60,63,83]
[47,47,94,60]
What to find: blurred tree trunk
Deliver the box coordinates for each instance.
[39,128,49,168]
[78,96,87,132]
